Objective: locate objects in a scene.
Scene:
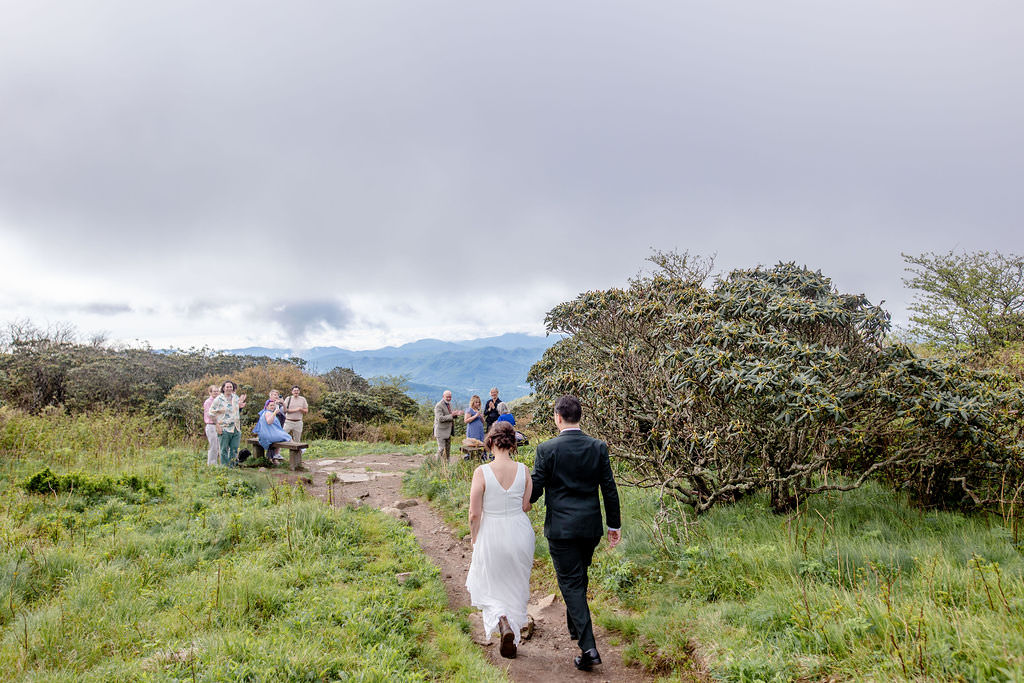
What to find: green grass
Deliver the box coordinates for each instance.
[405,440,1024,681]
[614,484,1024,681]
[0,415,503,682]
[305,439,431,459]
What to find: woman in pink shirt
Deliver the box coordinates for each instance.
[202,385,219,466]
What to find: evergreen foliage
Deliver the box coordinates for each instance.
[22,466,166,500]
[320,366,371,393]
[319,391,398,439]
[529,254,1024,513]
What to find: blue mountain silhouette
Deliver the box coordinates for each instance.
[227,333,562,402]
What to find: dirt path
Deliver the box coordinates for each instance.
[276,452,659,683]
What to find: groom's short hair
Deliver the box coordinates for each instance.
[554,395,582,424]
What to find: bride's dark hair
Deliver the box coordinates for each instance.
[484,421,518,454]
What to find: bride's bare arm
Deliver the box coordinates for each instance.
[522,474,533,512]
[469,467,485,544]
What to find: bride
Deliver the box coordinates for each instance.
[465,421,535,658]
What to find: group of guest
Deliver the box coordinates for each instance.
[202,381,247,467]
[202,383,308,467]
[435,386,516,461]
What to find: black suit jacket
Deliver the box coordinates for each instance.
[484,398,501,427]
[530,430,621,539]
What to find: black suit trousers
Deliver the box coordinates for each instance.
[547,536,601,652]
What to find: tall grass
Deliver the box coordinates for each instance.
[0,407,194,469]
[611,484,1024,681]
[0,419,502,681]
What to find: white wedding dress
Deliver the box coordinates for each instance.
[465,462,535,645]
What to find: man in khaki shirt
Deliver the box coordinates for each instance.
[283,386,309,442]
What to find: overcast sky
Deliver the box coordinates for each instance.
[1,1,1021,351]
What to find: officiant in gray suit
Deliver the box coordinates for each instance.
[433,390,463,461]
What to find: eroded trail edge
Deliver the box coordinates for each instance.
[279,453,655,683]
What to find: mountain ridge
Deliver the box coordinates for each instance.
[225,333,562,401]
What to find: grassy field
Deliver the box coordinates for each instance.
[0,411,501,682]
[404,444,1024,682]
[5,405,1021,681]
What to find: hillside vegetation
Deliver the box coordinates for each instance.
[512,251,1022,679]
[0,323,439,446]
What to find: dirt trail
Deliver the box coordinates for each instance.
[277,452,661,683]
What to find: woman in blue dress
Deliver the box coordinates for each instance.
[253,404,291,462]
[464,394,486,441]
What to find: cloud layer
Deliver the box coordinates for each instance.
[1,1,1021,348]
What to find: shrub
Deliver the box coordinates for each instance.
[158,362,327,433]
[0,320,294,414]
[529,253,1023,514]
[320,391,398,440]
[22,466,165,501]
[378,416,434,444]
[902,250,1024,352]
[321,366,371,393]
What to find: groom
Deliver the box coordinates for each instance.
[531,395,621,671]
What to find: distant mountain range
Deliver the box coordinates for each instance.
[227,333,563,402]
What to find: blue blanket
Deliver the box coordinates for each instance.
[253,409,292,450]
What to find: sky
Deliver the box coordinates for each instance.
[1,1,1022,351]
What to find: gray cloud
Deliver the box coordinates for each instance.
[183,300,224,319]
[80,302,133,316]
[0,1,1022,347]
[262,300,354,346]
[39,301,134,317]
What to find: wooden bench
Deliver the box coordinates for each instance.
[246,438,309,471]
[460,444,487,461]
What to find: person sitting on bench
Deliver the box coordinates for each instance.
[253,403,291,463]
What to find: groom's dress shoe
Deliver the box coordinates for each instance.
[574,648,601,670]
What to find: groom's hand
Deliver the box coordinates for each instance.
[607,529,621,548]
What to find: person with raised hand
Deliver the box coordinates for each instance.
[433,389,463,461]
[208,380,247,467]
